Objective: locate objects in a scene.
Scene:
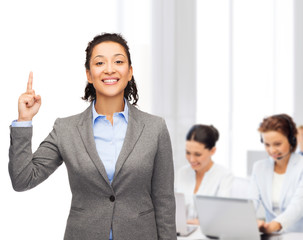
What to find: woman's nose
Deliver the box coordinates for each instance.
[104,63,115,74]
[188,155,195,163]
[269,146,277,154]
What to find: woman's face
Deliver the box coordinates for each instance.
[261,131,291,162]
[186,140,216,172]
[86,41,133,100]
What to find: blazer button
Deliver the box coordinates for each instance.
[109,195,115,202]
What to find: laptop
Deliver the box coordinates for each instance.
[175,192,198,236]
[194,195,262,240]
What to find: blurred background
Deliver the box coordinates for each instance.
[1,0,303,239]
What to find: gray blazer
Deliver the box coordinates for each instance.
[9,102,176,240]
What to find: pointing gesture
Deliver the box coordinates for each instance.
[27,71,33,92]
[18,72,42,122]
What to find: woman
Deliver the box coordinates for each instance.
[250,114,303,233]
[297,125,303,155]
[175,124,234,225]
[9,33,176,240]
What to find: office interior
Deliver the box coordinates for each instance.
[1,0,303,239]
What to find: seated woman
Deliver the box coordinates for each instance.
[250,114,303,233]
[297,125,303,155]
[175,124,234,225]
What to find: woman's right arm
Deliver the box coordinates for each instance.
[9,72,63,191]
[249,164,261,211]
[249,163,284,233]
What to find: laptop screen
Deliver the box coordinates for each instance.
[194,195,261,240]
[175,192,198,236]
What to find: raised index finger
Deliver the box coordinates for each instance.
[27,71,33,92]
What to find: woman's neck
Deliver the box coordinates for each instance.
[94,95,125,125]
[274,154,291,174]
[196,160,214,177]
[194,160,214,194]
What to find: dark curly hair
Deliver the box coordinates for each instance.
[82,33,139,105]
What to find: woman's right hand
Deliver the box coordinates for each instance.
[187,218,200,225]
[18,72,41,121]
[258,219,282,234]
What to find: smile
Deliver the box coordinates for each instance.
[191,163,199,167]
[102,78,119,85]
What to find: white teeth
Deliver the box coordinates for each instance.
[103,79,118,83]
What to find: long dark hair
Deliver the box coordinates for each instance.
[186,124,219,150]
[82,33,139,105]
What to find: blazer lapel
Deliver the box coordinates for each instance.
[77,104,111,186]
[113,103,145,181]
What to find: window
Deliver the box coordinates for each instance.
[196,0,294,176]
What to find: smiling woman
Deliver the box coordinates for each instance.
[8,33,176,240]
[83,33,138,107]
[175,124,234,225]
[87,43,132,102]
[250,114,303,234]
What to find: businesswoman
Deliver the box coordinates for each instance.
[175,124,234,225]
[9,33,176,240]
[250,114,303,233]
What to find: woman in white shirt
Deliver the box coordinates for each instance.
[250,114,303,233]
[176,124,234,225]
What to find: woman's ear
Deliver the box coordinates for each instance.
[128,66,133,82]
[86,69,92,83]
[210,146,217,156]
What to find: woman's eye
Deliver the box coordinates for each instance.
[96,62,104,66]
[115,60,123,64]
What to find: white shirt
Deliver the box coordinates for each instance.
[175,163,234,219]
[272,172,285,215]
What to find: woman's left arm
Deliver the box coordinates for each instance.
[151,119,177,240]
[274,173,303,231]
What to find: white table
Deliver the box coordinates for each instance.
[177,227,208,240]
[177,227,303,240]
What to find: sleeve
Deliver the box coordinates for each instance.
[151,118,177,240]
[274,173,303,231]
[9,118,63,192]
[11,120,32,127]
[248,164,262,211]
